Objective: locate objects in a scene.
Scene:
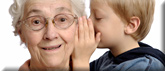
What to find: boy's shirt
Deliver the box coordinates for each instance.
[90,42,165,71]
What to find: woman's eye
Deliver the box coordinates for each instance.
[60,18,67,22]
[33,20,41,24]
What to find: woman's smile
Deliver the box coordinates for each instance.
[40,44,63,52]
[42,45,62,50]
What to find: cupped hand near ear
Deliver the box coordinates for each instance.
[72,16,101,70]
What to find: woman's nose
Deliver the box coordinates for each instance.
[43,20,58,40]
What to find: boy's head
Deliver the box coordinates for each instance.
[90,0,155,48]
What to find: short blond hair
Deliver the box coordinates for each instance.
[90,0,155,41]
[9,0,86,36]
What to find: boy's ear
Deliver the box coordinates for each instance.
[124,17,140,34]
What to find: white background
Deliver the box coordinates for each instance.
[0,0,164,71]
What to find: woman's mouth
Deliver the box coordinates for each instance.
[42,45,62,50]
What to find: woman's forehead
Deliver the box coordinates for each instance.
[24,0,72,16]
[25,0,71,9]
[26,0,70,4]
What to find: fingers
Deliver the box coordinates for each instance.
[78,17,84,41]
[88,18,95,39]
[72,16,100,62]
[83,16,90,40]
[78,16,90,41]
[77,16,99,42]
[78,16,93,40]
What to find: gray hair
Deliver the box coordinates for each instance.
[9,0,86,36]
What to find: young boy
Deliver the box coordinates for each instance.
[72,0,165,71]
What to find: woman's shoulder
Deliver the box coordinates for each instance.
[19,59,30,71]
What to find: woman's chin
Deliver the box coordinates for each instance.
[42,61,69,70]
[42,58,64,68]
[39,51,66,67]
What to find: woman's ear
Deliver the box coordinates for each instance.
[124,17,140,34]
[18,28,25,43]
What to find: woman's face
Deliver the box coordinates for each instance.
[19,0,76,68]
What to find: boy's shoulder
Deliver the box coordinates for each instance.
[90,42,165,71]
[135,42,165,66]
[90,51,110,71]
[110,55,165,71]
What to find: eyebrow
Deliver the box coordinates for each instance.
[26,9,42,17]
[56,7,72,13]
[27,7,72,16]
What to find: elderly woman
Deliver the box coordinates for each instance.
[9,0,85,70]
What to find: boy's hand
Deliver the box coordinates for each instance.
[72,16,101,70]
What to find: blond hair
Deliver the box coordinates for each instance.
[90,0,155,41]
[9,0,86,36]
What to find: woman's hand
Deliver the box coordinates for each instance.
[72,16,101,70]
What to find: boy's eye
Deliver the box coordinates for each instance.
[94,12,103,21]
[95,17,102,20]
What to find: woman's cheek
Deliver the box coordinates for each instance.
[24,32,43,47]
[63,30,75,44]
[63,24,76,43]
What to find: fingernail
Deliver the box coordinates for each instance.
[88,18,91,21]
[79,17,82,21]
[83,16,86,19]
